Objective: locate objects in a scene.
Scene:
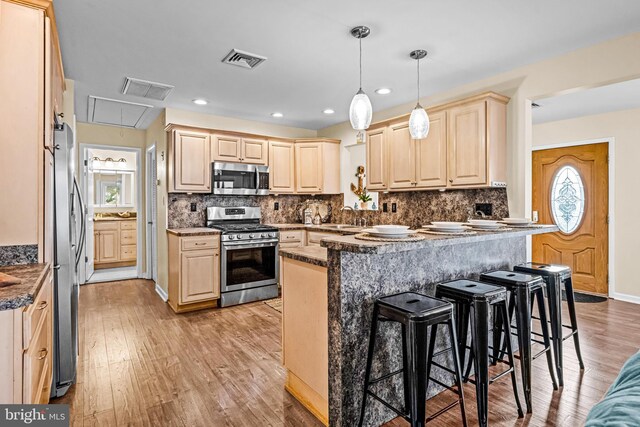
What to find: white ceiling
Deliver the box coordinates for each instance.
[532,78,640,124]
[53,0,640,130]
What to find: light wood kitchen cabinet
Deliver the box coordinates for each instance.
[365,127,387,191]
[168,233,221,313]
[0,266,53,404]
[294,139,341,194]
[170,129,211,193]
[94,220,137,268]
[388,121,415,189]
[279,230,305,248]
[269,140,296,193]
[447,100,487,186]
[415,110,448,188]
[211,135,268,165]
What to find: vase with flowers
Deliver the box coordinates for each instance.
[358,190,372,210]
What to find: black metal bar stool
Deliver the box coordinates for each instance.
[514,263,585,387]
[479,270,558,413]
[358,292,467,427]
[436,280,523,427]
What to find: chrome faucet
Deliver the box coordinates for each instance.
[476,210,487,218]
[341,206,354,211]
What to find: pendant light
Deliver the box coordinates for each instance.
[408,49,430,139]
[349,26,372,131]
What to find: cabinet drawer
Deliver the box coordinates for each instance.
[120,220,136,230]
[279,241,303,249]
[120,245,137,261]
[94,221,119,231]
[306,231,334,245]
[181,236,219,251]
[23,306,50,404]
[120,230,137,245]
[279,230,304,243]
[23,270,52,349]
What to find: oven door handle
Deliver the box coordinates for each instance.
[223,240,279,249]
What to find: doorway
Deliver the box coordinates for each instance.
[80,144,143,283]
[532,142,609,294]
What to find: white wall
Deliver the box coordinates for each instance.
[533,107,640,301]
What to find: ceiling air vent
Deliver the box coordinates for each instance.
[222,49,267,69]
[122,77,174,101]
[88,96,153,128]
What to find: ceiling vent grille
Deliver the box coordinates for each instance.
[122,77,174,101]
[222,49,267,69]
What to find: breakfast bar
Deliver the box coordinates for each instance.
[281,225,557,427]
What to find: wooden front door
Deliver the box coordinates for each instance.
[532,143,608,294]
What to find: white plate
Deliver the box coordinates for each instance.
[431,221,466,228]
[363,228,412,238]
[468,219,499,226]
[423,224,469,232]
[372,225,410,234]
[501,217,531,225]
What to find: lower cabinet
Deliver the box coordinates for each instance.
[94,219,137,269]
[167,233,220,313]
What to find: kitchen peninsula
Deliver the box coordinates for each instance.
[280,225,557,427]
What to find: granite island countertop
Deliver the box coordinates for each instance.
[166,228,222,236]
[268,223,363,234]
[279,246,328,267]
[0,263,50,311]
[321,225,558,254]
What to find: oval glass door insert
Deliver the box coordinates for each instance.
[550,165,585,234]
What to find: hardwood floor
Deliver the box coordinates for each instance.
[53,279,640,426]
[51,279,323,427]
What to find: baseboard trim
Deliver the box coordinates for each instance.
[155,283,168,302]
[610,292,640,305]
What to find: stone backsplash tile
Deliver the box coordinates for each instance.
[167,188,508,229]
[0,244,38,266]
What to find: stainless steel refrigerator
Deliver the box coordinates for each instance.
[51,123,85,398]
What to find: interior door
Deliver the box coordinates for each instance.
[532,143,609,294]
[84,149,95,282]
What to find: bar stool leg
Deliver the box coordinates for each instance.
[514,286,533,413]
[535,287,558,390]
[456,302,470,377]
[405,320,429,427]
[564,277,585,369]
[546,276,564,387]
[492,305,502,366]
[358,304,380,427]
[446,318,468,427]
[500,301,525,418]
[401,324,411,413]
[470,300,490,427]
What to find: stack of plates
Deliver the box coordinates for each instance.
[500,218,532,227]
[363,225,413,238]
[466,219,506,230]
[422,221,469,233]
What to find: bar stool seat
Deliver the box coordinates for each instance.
[480,270,558,413]
[436,280,524,427]
[514,262,585,387]
[359,292,467,427]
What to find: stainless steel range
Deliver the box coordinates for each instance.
[206,206,279,307]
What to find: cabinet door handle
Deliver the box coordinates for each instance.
[449,179,453,183]
[195,242,206,246]
[37,301,48,310]
[37,348,48,360]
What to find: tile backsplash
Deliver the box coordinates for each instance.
[167,188,508,229]
[0,244,38,266]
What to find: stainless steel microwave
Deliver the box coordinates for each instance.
[212,162,270,195]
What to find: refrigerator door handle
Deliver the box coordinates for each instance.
[73,178,86,267]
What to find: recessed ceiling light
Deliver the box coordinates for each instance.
[323,108,335,115]
[271,112,284,118]
[192,99,208,105]
[375,88,392,95]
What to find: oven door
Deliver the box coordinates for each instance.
[220,240,279,293]
[212,162,270,195]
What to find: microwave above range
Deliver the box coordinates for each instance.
[212,162,270,195]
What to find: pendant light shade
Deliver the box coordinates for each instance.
[349,26,372,131]
[408,49,429,139]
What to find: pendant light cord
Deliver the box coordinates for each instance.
[359,35,363,90]
[416,56,420,103]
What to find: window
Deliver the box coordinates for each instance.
[550,165,585,234]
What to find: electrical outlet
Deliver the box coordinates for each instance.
[382,203,388,212]
[475,203,492,216]
[274,202,279,211]
[391,203,397,213]
[190,202,197,212]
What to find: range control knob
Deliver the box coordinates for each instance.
[261,233,267,238]
[270,233,276,238]
[249,234,255,238]
[236,234,243,239]
[228,235,235,240]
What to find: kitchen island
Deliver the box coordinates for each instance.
[281,225,557,427]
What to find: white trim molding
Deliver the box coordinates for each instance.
[531,137,616,298]
[155,283,168,302]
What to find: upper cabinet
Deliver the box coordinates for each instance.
[294,139,341,194]
[365,92,508,192]
[211,135,267,165]
[170,129,211,193]
[268,140,295,194]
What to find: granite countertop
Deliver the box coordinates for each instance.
[94,217,136,221]
[321,225,559,254]
[166,228,221,236]
[0,263,50,311]
[280,246,328,268]
[268,223,363,234]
